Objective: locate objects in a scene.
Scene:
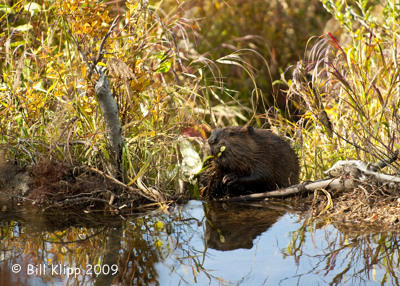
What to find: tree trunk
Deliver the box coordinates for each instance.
[95,70,123,179]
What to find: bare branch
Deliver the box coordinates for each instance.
[88,16,120,79]
[97,16,120,63]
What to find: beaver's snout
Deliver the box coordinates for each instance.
[208,128,222,146]
[208,136,217,145]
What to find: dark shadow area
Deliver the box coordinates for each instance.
[204,201,287,251]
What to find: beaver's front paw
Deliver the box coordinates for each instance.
[222,173,238,186]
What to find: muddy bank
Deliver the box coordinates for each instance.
[0,156,148,213]
[0,159,30,206]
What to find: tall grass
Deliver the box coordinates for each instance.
[0,0,245,200]
[285,0,400,179]
[161,0,330,110]
[4,0,397,198]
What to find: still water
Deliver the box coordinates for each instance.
[0,200,399,285]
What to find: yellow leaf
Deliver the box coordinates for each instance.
[154,239,163,249]
[81,65,86,78]
[154,221,164,230]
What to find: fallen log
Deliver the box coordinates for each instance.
[219,178,354,202]
[220,151,399,202]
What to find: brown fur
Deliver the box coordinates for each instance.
[204,126,299,197]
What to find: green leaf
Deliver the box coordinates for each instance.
[157,61,171,73]
[10,40,29,47]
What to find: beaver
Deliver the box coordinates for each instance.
[205,126,299,197]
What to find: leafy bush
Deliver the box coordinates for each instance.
[0,0,243,199]
[287,0,400,179]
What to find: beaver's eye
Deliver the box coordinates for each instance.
[227,131,235,137]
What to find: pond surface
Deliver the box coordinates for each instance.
[0,199,399,285]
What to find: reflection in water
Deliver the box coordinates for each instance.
[1,200,400,285]
[93,226,121,286]
[282,220,400,286]
[204,202,286,250]
[0,207,162,286]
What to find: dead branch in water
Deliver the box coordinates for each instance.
[221,151,399,203]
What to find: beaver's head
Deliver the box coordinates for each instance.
[208,126,257,173]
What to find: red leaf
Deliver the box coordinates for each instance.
[327,32,345,54]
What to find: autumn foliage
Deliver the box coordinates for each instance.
[0,0,215,202]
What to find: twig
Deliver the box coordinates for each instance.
[85,166,158,202]
[55,117,78,146]
[373,150,399,170]
[66,16,120,80]
[97,16,120,64]
[66,23,91,71]
[87,16,120,79]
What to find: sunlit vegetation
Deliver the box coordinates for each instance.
[284,0,400,180]
[0,0,330,206]
[1,0,400,213]
[0,0,331,206]
[2,1,400,285]
[0,0,241,205]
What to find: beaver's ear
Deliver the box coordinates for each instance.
[241,126,254,134]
